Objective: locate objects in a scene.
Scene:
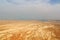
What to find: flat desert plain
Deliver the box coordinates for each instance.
[0,20,60,40]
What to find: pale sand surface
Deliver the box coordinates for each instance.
[0,20,60,40]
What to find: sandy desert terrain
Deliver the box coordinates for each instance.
[0,20,60,40]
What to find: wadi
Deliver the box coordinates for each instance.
[0,20,60,40]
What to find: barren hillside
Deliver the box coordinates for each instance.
[0,20,60,40]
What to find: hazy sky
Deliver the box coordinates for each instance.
[0,0,60,20]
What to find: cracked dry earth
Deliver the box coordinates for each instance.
[0,21,60,40]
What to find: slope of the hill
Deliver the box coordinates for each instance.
[0,20,60,40]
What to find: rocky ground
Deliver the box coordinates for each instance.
[0,20,60,40]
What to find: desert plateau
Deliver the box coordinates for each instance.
[0,20,60,40]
